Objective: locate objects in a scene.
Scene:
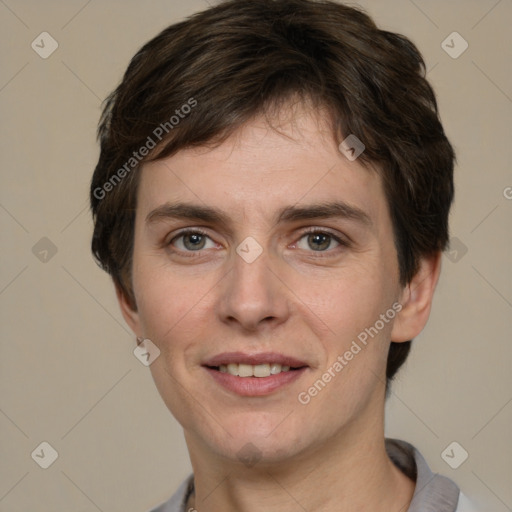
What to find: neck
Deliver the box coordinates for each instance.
[185,397,415,512]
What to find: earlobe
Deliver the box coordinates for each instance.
[391,252,442,343]
[114,282,142,336]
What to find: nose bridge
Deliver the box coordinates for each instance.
[218,237,289,330]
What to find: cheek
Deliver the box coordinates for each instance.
[300,260,396,339]
[296,261,398,411]
[136,273,208,349]
[137,271,218,428]
[295,272,396,425]
[131,240,202,335]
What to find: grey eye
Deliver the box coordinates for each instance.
[296,232,340,252]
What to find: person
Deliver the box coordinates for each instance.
[89,1,479,510]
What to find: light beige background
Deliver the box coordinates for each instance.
[1,0,511,511]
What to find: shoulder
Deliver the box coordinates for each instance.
[386,438,481,512]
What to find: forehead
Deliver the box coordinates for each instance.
[136,106,387,228]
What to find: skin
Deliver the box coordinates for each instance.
[117,103,441,512]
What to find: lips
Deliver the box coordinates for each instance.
[202,352,309,396]
[203,351,308,369]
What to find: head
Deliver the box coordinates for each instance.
[90,0,454,464]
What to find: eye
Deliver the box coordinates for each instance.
[166,228,348,257]
[169,229,216,252]
[295,229,345,253]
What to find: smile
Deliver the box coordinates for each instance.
[217,363,292,377]
[203,352,309,396]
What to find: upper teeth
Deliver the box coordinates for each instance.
[219,363,291,377]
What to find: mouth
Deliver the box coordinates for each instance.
[208,362,302,377]
[202,352,309,396]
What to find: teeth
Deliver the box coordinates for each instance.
[227,363,239,376]
[270,363,282,374]
[254,364,271,377]
[238,363,253,377]
[221,363,293,377]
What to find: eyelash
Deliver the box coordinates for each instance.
[166,228,349,258]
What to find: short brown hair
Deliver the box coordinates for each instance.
[90,0,455,385]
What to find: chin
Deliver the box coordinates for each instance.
[199,412,320,465]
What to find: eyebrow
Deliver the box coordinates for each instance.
[145,200,372,228]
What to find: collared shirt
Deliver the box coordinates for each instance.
[147,438,479,512]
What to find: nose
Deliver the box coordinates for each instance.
[216,242,291,333]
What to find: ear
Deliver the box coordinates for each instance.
[391,251,442,343]
[114,281,142,337]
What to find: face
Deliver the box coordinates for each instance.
[119,105,418,467]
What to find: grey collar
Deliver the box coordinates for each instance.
[386,438,460,512]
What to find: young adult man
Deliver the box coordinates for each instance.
[90,1,478,510]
